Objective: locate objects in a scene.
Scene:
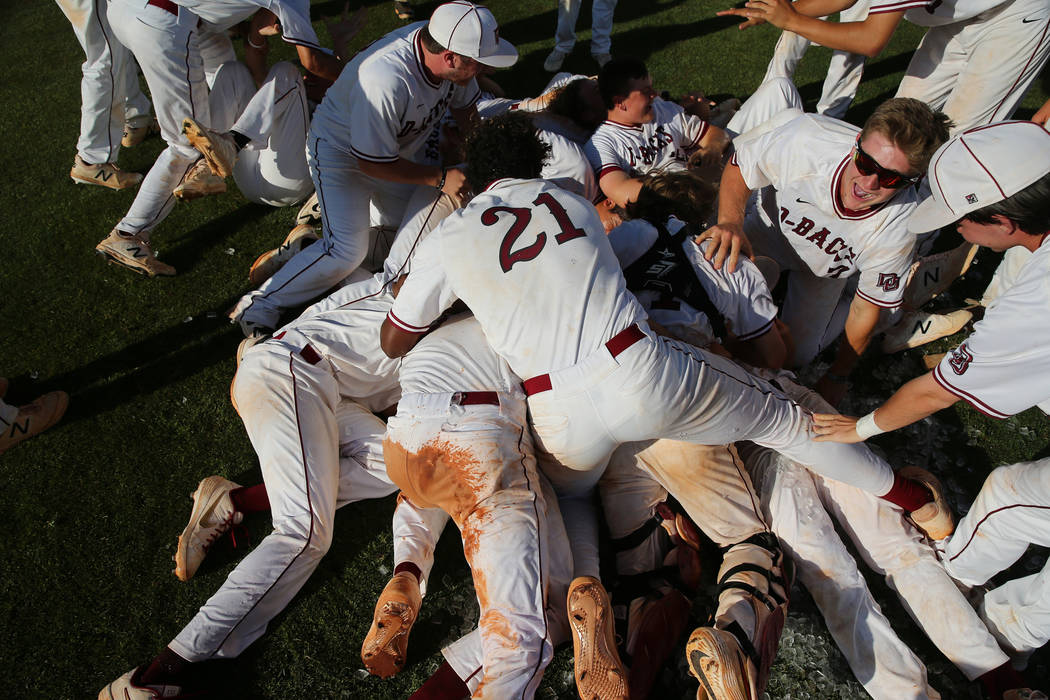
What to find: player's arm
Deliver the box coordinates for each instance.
[726,321,789,370]
[816,294,880,406]
[1033,96,1050,128]
[295,44,343,82]
[598,169,644,208]
[358,159,470,200]
[695,160,754,272]
[720,0,904,57]
[380,319,424,357]
[813,371,959,442]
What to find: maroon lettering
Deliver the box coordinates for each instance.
[535,192,586,243]
[483,206,545,273]
[792,217,815,237]
[806,226,830,250]
[826,264,850,278]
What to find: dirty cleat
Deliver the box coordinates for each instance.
[881,309,973,354]
[70,155,143,190]
[362,571,422,678]
[567,576,628,700]
[174,475,243,581]
[248,224,320,287]
[98,667,186,700]
[686,627,754,700]
[543,49,568,73]
[903,242,978,309]
[95,229,176,277]
[182,117,239,178]
[173,159,227,201]
[294,191,321,226]
[122,117,160,148]
[0,391,69,455]
[900,466,954,541]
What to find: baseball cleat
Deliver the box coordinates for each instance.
[173,159,227,201]
[362,571,422,678]
[567,576,629,700]
[248,224,320,288]
[122,116,159,148]
[174,476,243,581]
[1004,690,1049,700]
[543,49,568,73]
[98,667,185,700]
[899,466,954,541]
[0,390,68,455]
[686,627,754,700]
[181,118,239,178]
[235,331,271,368]
[95,230,176,277]
[880,309,973,354]
[70,155,143,190]
[903,242,978,309]
[922,352,947,370]
[294,191,321,226]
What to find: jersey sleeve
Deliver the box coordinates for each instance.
[273,0,320,49]
[386,233,459,333]
[731,110,810,190]
[347,69,406,164]
[690,237,778,340]
[868,0,928,14]
[853,213,915,308]
[540,132,600,202]
[584,128,629,179]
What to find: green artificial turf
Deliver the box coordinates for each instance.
[1,0,1047,697]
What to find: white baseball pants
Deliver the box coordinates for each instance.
[384,393,553,700]
[942,458,1050,668]
[760,0,871,119]
[209,60,314,207]
[57,0,150,164]
[391,496,450,597]
[108,0,209,239]
[169,336,395,661]
[530,328,895,498]
[725,76,804,138]
[896,0,1050,133]
[553,0,618,55]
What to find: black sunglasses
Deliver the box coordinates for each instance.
[853,138,921,189]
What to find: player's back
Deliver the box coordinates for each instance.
[435,178,645,379]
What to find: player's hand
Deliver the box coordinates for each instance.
[1032,97,1050,128]
[441,167,470,201]
[811,412,864,442]
[718,0,798,30]
[716,5,767,30]
[695,221,753,272]
[679,92,715,121]
[326,3,367,61]
[814,373,848,408]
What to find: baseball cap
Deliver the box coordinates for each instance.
[909,120,1050,233]
[427,2,518,68]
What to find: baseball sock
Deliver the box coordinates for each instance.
[139,646,191,686]
[978,661,1026,700]
[879,473,933,512]
[394,561,423,584]
[230,483,269,513]
[408,660,470,700]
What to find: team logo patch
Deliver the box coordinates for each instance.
[948,343,973,375]
[965,193,978,204]
[877,272,901,292]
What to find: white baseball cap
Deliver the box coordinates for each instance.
[909,120,1050,233]
[427,1,518,68]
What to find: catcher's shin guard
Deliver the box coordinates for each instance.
[711,532,791,697]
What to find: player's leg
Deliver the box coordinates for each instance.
[937,0,1050,132]
[895,21,966,116]
[589,0,618,62]
[815,0,870,118]
[545,0,583,70]
[980,564,1050,669]
[725,77,804,137]
[207,61,255,133]
[780,267,849,368]
[762,30,812,85]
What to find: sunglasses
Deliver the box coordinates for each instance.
[853,138,921,189]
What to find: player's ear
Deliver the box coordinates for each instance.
[441,50,458,70]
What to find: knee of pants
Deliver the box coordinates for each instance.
[274,512,335,561]
[266,60,302,88]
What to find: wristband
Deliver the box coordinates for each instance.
[436,167,447,191]
[854,411,885,440]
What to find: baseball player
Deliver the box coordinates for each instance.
[57,0,149,190]
[701,83,952,405]
[542,0,618,71]
[381,112,952,696]
[228,1,516,340]
[745,373,1033,700]
[813,121,1050,444]
[720,0,1050,135]
[95,0,343,277]
[0,378,68,456]
[584,57,730,207]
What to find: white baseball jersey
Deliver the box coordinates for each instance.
[398,313,521,395]
[388,178,646,380]
[608,217,778,343]
[866,0,931,14]
[904,0,1009,25]
[310,23,480,165]
[584,98,710,181]
[733,111,917,309]
[537,125,599,202]
[933,238,1050,419]
[173,0,319,47]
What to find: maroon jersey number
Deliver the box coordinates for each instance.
[483,192,588,273]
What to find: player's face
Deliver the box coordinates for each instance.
[444,53,483,86]
[838,131,919,212]
[955,215,1014,251]
[618,76,657,125]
